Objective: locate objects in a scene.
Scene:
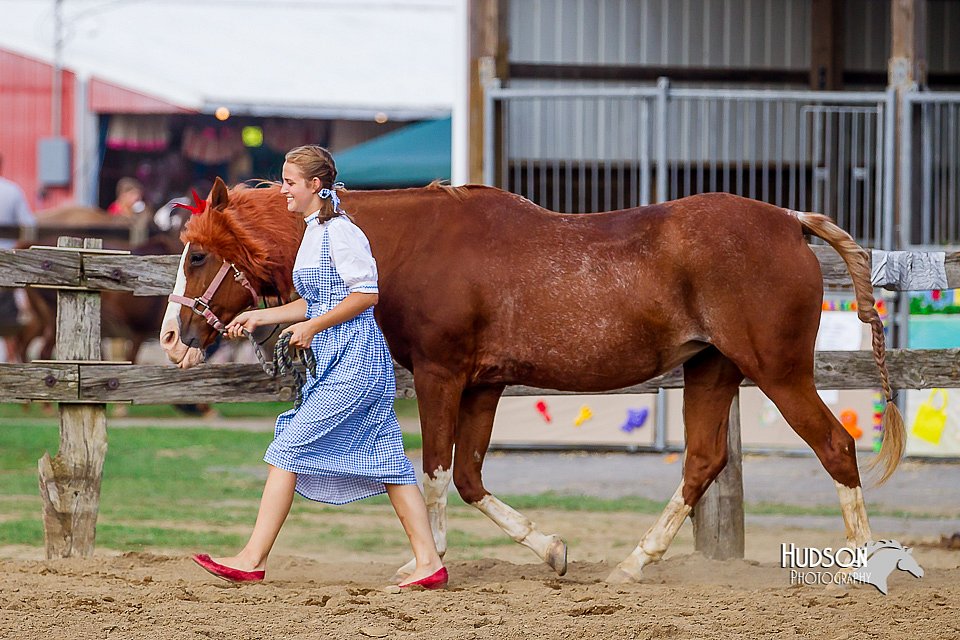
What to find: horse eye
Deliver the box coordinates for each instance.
[190,252,207,267]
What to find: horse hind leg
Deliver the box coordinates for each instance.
[758,378,873,548]
[454,385,568,575]
[608,348,743,583]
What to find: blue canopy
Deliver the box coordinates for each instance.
[335,117,451,188]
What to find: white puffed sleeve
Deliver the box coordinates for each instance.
[327,217,379,294]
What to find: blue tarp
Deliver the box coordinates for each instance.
[335,117,451,188]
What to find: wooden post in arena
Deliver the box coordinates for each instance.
[468,0,507,184]
[692,392,745,560]
[809,0,844,90]
[890,0,927,252]
[37,237,108,558]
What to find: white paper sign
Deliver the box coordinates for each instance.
[816,312,863,351]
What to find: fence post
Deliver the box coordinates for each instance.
[655,76,670,203]
[692,390,745,560]
[37,237,108,558]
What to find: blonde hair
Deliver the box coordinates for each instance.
[285,145,339,222]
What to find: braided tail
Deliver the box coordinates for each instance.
[795,211,905,485]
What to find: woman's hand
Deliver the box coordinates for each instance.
[282,320,320,349]
[225,310,264,339]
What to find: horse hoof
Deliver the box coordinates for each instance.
[545,536,567,576]
[604,566,640,584]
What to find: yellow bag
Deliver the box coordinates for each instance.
[912,389,948,446]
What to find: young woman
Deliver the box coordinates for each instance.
[192,145,446,590]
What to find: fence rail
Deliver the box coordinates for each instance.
[5,245,960,297]
[2,349,959,406]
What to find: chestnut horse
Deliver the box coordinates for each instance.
[161,178,904,583]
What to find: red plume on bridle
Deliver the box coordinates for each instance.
[172,189,207,215]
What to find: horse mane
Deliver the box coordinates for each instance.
[424,180,471,202]
[180,185,304,291]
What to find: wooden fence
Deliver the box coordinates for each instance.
[2,238,959,561]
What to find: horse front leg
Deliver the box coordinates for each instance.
[454,386,567,575]
[391,366,462,582]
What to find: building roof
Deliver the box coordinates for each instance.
[0,0,459,120]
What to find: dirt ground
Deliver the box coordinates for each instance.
[2,507,958,640]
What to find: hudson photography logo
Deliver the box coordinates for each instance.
[781,540,924,594]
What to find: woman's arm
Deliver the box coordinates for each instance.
[225,298,307,339]
[283,292,378,348]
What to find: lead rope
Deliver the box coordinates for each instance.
[272,332,318,409]
[234,294,317,407]
[242,326,278,377]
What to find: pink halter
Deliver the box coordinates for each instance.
[168,260,260,333]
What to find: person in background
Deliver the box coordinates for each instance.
[107,177,146,217]
[0,154,37,362]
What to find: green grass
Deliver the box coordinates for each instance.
[0,398,421,421]
[0,420,949,553]
[0,423,423,550]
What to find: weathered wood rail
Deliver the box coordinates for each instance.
[3,244,959,295]
[2,349,959,404]
[2,240,958,562]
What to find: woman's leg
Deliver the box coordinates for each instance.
[213,464,297,571]
[385,483,444,584]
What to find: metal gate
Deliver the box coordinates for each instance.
[901,91,960,249]
[485,81,896,249]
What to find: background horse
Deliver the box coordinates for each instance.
[15,231,184,364]
[161,178,904,583]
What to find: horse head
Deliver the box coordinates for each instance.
[159,178,303,368]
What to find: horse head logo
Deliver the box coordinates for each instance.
[850,540,924,594]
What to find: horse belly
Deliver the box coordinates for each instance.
[477,325,702,392]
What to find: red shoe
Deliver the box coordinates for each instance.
[192,553,265,584]
[398,566,448,590]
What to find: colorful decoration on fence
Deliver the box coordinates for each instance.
[909,289,959,315]
[911,389,948,446]
[822,300,858,312]
[871,392,885,452]
[534,399,552,424]
[620,408,649,433]
[839,408,863,439]
[573,405,594,427]
[820,299,889,315]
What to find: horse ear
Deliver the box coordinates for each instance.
[209,177,229,210]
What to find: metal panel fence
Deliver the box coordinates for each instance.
[902,92,960,249]
[485,82,896,250]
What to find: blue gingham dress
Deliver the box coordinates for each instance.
[263,213,417,504]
